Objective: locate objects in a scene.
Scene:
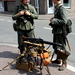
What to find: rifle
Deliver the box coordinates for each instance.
[22,36,63,47]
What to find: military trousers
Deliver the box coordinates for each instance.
[17,29,34,51]
[53,34,66,52]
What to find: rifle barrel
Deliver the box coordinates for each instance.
[42,40,62,47]
[23,37,62,47]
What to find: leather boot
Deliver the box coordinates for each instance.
[20,49,24,54]
[58,60,67,71]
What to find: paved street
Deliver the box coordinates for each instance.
[0,45,75,75]
[0,12,75,75]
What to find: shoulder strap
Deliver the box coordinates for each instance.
[17,6,19,12]
[16,5,21,12]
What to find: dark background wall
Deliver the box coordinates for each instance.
[39,0,47,14]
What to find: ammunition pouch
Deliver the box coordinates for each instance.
[66,19,72,33]
[13,23,18,31]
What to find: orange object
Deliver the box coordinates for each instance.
[40,52,50,59]
[40,52,50,66]
[43,58,50,66]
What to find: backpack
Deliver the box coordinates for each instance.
[63,19,72,35]
[66,19,72,34]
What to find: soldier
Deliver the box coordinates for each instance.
[12,0,38,54]
[49,0,68,71]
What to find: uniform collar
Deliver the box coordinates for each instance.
[55,3,62,8]
[21,4,29,10]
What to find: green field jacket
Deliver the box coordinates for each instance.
[51,4,68,34]
[12,4,38,30]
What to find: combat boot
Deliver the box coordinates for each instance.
[58,60,67,71]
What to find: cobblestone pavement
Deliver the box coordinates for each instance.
[0,45,75,75]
